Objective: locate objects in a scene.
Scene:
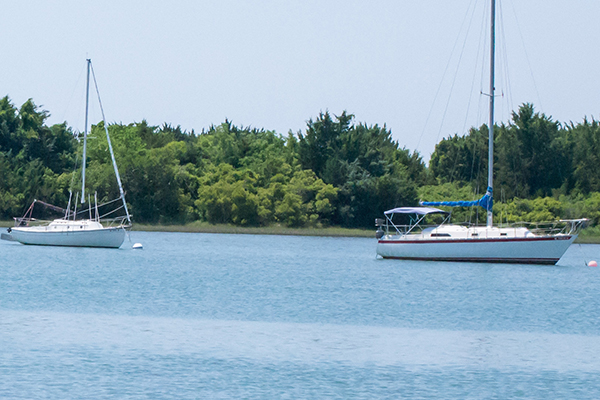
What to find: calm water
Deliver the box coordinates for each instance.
[2,232,600,399]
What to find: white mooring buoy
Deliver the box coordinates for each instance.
[132,243,143,249]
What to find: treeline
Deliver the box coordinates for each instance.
[1,97,598,228]
[426,103,600,225]
[0,96,427,228]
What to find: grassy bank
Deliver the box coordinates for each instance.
[575,226,600,244]
[131,223,600,242]
[132,222,374,237]
[0,219,371,237]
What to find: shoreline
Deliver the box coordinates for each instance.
[131,223,374,238]
[0,220,373,238]
[131,224,600,243]
[2,220,598,242]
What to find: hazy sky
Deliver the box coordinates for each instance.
[2,1,599,160]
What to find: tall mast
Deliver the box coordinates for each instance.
[487,0,496,228]
[81,59,91,203]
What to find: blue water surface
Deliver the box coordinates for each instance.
[1,231,600,399]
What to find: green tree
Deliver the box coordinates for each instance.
[497,104,567,197]
[298,111,424,227]
[569,118,600,194]
[429,126,488,191]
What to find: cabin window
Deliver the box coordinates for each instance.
[471,233,479,237]
[501,233,507,236]
[431,233,451,237]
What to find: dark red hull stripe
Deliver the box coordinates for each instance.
[380,256,559,265]
[378,236,572,245]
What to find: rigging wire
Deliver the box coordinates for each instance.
[437,0,489,225]
[499,0,530,198]
[444,1,482,184]
[435,0,480,147]
[70,197,124,217]
[506,0,544,112]
[471,0,491,192]
[99,204,125,220]
[498,0,514,123]
[414,0,478,154]
[416,0,541,224]
[466,0,490,224]
[461,2,488,135]
[57,64,86,129]
[465,0,489,226]
[89,61,132,224]
[414,0,496,225]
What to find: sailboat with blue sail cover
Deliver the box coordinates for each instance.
[375,0,587,264]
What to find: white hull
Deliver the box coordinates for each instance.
[377,234,577,265]
[8,223,126,248]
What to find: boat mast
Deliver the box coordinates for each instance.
[487,0,496,228]
[81,59,91,204]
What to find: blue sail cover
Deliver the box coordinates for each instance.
[420,187,493,212]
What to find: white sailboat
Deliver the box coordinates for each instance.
[376,0,587,264]
[1,59,131,248]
